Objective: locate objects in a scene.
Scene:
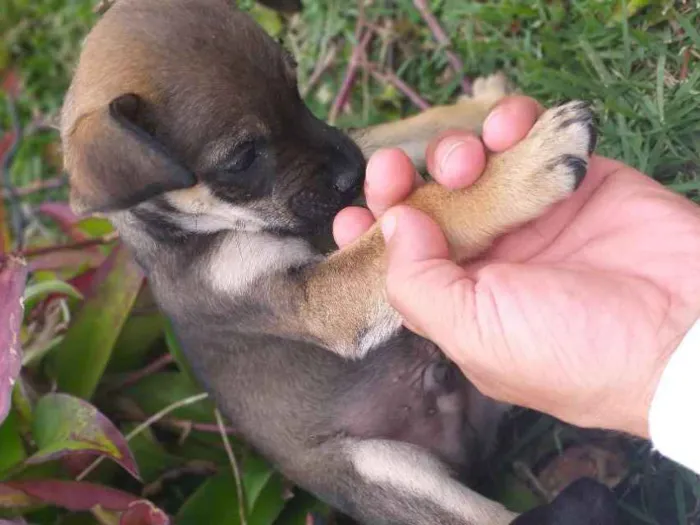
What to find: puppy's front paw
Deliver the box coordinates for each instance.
[526,100,597,195]
[400,99,597,264]
[457,99,597,249]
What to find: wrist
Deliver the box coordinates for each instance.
[581,328,683,440]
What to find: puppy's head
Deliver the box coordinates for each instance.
[61,0,365,237]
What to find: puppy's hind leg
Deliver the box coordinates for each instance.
[350,73,512,170]
[302,438,517,525]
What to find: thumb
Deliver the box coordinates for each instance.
[380,206,477,352]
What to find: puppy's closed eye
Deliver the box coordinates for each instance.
[222,140,257,174]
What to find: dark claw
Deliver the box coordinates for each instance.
[561,154,588,190]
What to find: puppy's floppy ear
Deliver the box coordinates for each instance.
[66,93,196,216]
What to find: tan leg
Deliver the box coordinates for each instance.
[350,73,513,169]
[299,98,595,358]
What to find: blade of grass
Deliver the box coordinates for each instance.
[656,45,667,124]
[675,10,700,49]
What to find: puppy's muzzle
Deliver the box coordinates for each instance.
[290,160,363,223]
[289,133,366,227]
[332,166,364,194]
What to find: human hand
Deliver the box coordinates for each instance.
[333,96,700,438]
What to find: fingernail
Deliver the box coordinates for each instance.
[381,213,397,241]
[436,138,468,178]
[482,105,504,135]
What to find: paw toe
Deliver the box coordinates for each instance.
[472,71,511,100]
[560,154,588,189]
[526,100,599,195]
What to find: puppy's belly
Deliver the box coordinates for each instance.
[168,313,502,481]
[333,331,499,477]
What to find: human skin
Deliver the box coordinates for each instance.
[333,96,700,438]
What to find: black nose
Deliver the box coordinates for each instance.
[332,165,364,194]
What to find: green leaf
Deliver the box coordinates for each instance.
[27,393,140,481]
[0,161,13,254]
[107,286,164,373]
[675,10,700,49]
[122,424,184,484]
[23,279,83,313]
[173,439,230,466]
[51,244,144,399]
[75,216,114,238]
[175,472,241,525]
[108,312,165,373]
[242,455,285,525]
[610,0,653,23]
[163,319,199,388]
[273,490,328,525]
[122,372,214,424]
[494,473,541,513]
[0,411,27,477]
[0,41,10,73]
[178,454,286,525]
[249,4,284,38]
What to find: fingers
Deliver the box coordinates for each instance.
[333,148,420,248]
[424,95,543,189]
[332,206,375,248]
[481,95,544,152]
[364,148,421,218]
[381,206,476,350]
[332,95,544,248]
[425,132,486,189]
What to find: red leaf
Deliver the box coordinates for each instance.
[1,70,21,98]
[0,256,27,424]
[0,133,12,155]
[0,480,138,511]
[68,267,100,296]
[59,450,100,477]
[121,500,172,525]
[28,251,105,273]
[0,481,169,520]
[36,202,88,242]
[0,133,16,165]
[0,484,36,508]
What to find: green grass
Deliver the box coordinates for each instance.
[1,0,699,523]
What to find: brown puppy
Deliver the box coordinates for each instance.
[60,1,617,524]
[63,19,593,361]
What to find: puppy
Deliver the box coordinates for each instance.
[60,0,617,523]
